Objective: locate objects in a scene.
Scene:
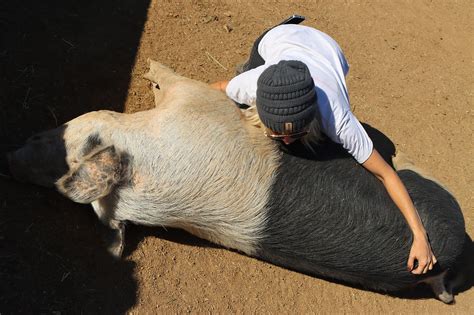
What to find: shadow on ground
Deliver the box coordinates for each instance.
[0,0,150,313]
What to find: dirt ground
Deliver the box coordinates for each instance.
[1,0,473,314]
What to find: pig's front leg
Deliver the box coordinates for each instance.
[92,200,126,258]
[104,219,126,258]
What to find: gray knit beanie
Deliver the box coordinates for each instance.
[256,60,317,134]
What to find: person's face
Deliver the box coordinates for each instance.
[264,128,309,145]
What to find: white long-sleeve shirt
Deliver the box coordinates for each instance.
[226,24,373,164]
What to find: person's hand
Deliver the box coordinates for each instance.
[407,233,437,274]
[209,80,229,92]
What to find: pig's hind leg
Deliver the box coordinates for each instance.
[422,270,454,304]
[143,59,193,107]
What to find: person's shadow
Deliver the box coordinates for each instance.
[279,122,396,166]
[362,123,396,166]
[0,1,150,313]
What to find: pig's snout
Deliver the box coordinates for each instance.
[6,144,69,188]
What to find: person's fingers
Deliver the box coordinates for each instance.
[432,254,438,265]
[422,258,431,274]
[412,259,427,274]
[412,262,422,275]
[428,260,434,271]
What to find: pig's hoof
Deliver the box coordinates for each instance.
[437,290,454,304]
[103,221,125,259]
[423,270,455,304]
[107,241,124,259]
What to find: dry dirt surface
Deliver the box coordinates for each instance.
[1,0,473,314]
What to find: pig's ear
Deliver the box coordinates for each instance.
[56,146,123,204]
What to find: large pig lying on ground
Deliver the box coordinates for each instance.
[7,60,465,303]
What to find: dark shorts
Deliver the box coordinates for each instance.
[234,16,305,109]
[240,15,305,73]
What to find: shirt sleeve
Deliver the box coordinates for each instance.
[225,65,269,106]
[334,111,374,164]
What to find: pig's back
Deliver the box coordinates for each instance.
[257,146,465,291]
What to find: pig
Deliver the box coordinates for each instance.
[7,60,466,303]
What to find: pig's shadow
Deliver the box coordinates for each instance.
[125,219,474,303]
[124,224,220,253]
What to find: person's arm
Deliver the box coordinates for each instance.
[362,149,437,274]
[209,80,229,92]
